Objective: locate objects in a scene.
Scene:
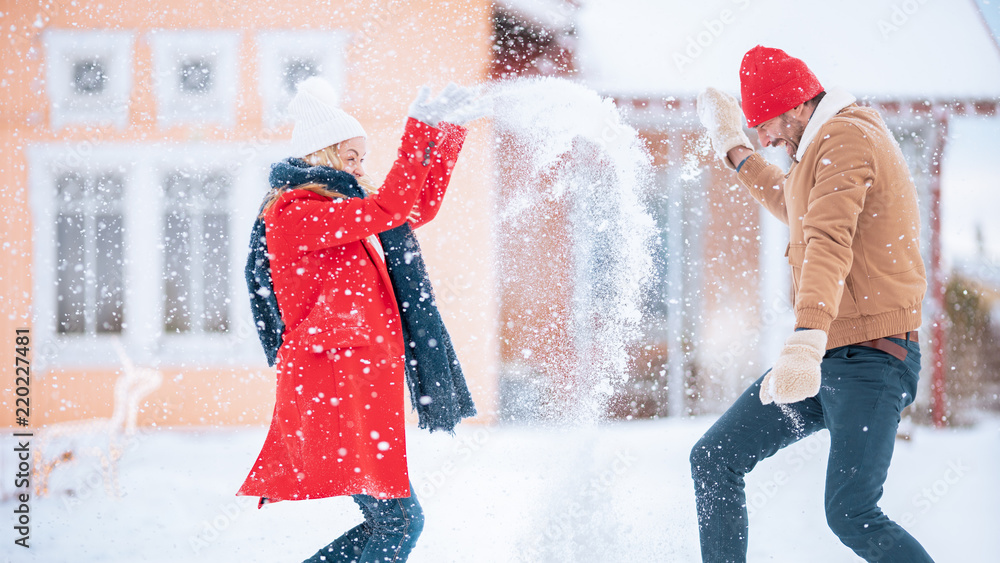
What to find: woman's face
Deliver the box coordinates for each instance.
[337,136,367,178]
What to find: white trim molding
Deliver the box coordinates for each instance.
[256,30,350,127]
[147,29,241,128]
[43,29,135,129]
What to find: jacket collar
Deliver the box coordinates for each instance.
[796,87,857,162]
[269,158,362,196]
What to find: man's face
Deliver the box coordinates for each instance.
[754,110,807,160]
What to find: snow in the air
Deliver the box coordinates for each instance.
[490,77,656,420]
[2,1,999,562]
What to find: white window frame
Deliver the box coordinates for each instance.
[50,168,128,336]
[43,30,134,130]
[157,162,236,340]
[256,30,351,127]
[28,142,276,369]
[147,30,241,128]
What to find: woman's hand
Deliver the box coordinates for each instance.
[441,90,491,126]
[407,83,475,128]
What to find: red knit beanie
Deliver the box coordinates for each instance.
[739,46,823,127]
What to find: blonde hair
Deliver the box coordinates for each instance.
[259,182,345,218]
[259,141,378,218]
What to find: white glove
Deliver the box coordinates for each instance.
[696,87,754,169]
[441,91,492,126]
[760,329,827,405]
[407,83,475,128]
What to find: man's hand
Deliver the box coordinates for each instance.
[696,87,754,169]
[760,329,827,405]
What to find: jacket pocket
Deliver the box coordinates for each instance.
[839,275,862,317]
[868,265,926,312]
[298,325,372,354]
[787,244,805,300]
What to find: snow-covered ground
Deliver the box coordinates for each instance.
[7,417,998,562]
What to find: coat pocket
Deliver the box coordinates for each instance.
[838,275,862,317]
[299,325,373,354]
[786,243,806,300]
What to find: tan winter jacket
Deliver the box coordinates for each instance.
[737,88,926,349]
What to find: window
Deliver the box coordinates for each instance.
[72,59,109,95]
[178,59,214,94]
[54,171,126,335]
[626,166,707,416]
[256,30,350,126]
[28,143,270,367]
[282,58,318,93]
[43,30,134,129]
[147,30,240,127]
[162,170,231,334]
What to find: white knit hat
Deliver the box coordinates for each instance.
[287,77,367,157]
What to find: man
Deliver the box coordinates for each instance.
[691,45,934,562]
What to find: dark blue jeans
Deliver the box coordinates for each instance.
[691,338,934,562]
[303,484,423,563]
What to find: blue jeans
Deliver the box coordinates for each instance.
[691,338,934,562]
[303,484,423,563]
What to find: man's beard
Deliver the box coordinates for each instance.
[779,114,807,161]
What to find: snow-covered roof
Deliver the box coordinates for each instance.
[577,0,1000,100]
[495,0,575,32]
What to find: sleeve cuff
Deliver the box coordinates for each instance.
[735,152,772,187]
[795,307,834,333]
[735,155,750,172]
[400,117,447,164]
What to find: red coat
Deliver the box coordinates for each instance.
[238,118,466,502]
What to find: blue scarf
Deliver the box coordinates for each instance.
[245,158,476,433]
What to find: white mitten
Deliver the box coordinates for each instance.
[441,92,492,126]
[696,87,754,169]
[407,83,475,128]
[760,329,827,405]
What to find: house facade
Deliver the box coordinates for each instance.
[0,0,498,428]
[4,0,997,429]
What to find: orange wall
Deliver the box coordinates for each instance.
[0,0,497,428]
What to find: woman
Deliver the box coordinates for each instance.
[240,77,482,562]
